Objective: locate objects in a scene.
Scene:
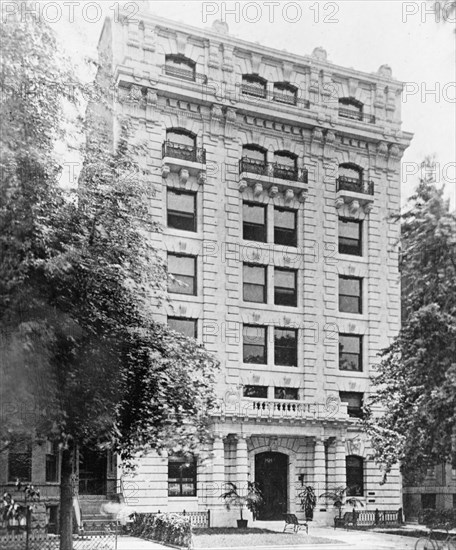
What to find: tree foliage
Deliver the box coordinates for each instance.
[364,163,456,484]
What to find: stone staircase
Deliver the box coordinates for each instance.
[78,495,119,536]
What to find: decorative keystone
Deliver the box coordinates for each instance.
[179,168,189,184]
[284,189,294,203]
[349,200,360,213]
[269,185,279,198]
[253,183,263,197]
[161,164,170,179]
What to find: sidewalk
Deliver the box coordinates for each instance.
[116,536,169,549]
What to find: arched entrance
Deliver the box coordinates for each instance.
[255,452,288,520]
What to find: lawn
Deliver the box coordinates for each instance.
[192,527,341,548]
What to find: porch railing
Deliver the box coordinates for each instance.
[162,140,207,164]
[336,176,374,195]
[351,509,403,527]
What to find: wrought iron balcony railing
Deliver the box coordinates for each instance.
[336,176,374,195]
[241,83,267,98]
[272,91,297,106]
[240,158,308,183]
[338,108,376,124]
[162,140,207,164]
[164,64,208,84]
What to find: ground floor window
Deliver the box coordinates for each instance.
[168,456,197,497]
[421,493,436,509]
[346,455,364,496]
[46,505,59,534]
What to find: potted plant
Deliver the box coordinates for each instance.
[319,486,364,526]
[298,486,317,521]
[220,482,263,528]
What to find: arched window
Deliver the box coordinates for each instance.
[337,163,364,193]
[273,151,297,180]
[163,128,199,162]
[339,98,363,121]
[273,82,297,105]
[240,145,267,175]
[346,455,364,496]
[165,54,196,81]
[241,74,267,98]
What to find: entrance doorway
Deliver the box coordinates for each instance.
[255,452,288,520]
[78,448,107,495]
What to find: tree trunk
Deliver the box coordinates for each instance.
[60,446,74,550]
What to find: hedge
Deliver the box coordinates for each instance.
[130,512,193,549]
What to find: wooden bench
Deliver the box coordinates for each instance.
[334,512,357,530]
[283,513,308,534]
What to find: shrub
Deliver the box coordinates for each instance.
[130,512,193,549]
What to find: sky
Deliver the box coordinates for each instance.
[26,0,455,207]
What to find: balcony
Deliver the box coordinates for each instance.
[241,83,267,98]
[162,141,206,164]
[162,141,207,182]
[240,87,310,109]
[239,158,308,184]
[163,65,208,84]
[338,108,376,124]
[335,176,374,213]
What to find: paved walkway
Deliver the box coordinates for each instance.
[116,536,169,549]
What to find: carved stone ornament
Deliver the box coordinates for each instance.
[179,168,189,184]
[161,164,170,179]
[239,179,248,193]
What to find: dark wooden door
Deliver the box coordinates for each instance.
[78,448,107,495]
[255,452,288,520]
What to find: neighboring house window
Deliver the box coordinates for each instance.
[274,387,299,400]
[274,268,297,307]
[243,385,268,398]
[339,276,362,314]
[241,74,267,98]
[243,264,267,303]
[339,392,364,418]
[273,82,297,105]
[243,325,267,364]
[243,202,267,242]
[46,505,59,534]
[8,435,32,482]
[339,98,363,121]
[346,455,364,496]
[167,189,196,232]
[45,441,59,483]
[274,328,298,366]
[168,254,197,295]
[274,207,297,247]
[168,456,197,497]
[338,218,362,256]
[339,334,363,371]
[421,493,436,510]
[165,54,196,81]
[168,317,197,339]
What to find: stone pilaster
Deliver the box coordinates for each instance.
[236,435,249,495]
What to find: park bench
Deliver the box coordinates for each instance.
[334,511,357,529]
[283,513,308,534]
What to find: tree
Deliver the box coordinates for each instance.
[364,161,456,484]
[0,6,218,550]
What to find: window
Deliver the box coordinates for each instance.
[274,207,297,247]
[339,163,363,182]
[165,54,196,81]
[274,387,299,400]
[168,254,197,295]
[167,190,196,232]
[241,74,267,98]
[274,328,298,366]
[339,392,364,418]
[168,456,197,497]
[243,202,267,242]
[273,151,297,180]
[46,505,59,534]
[8,435,32,482]
[338,218,362,256]
[240,145,267,175]
[421,493,436,510]
[163,129,199,162]
[339,334,363,371]
[45,441,59,483]
[339,276,362,314]
[274,268,297,307]
[346,455,364,496]
[243,385,268,398]
[243,264,267,303]
[273,82,297,105]
[168,317,197,339]
[339,98,363,121]
[243,325,267,364]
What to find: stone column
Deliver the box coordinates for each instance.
[236,435,249,496]
[313,437,326,496]
[212,434,225,507]
[335,438,346,488]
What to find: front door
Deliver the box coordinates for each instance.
[78,448,107,495]
[255,452,288,520]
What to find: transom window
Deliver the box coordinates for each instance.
[339,98,363,121]
[167,189,196,232]
[274,207,297,247]
[274,268,297,307]
[165,54,196,81]
[243,264,267,303]
[8,434,32,482]
[167,254,197,296]
[339,334,363,371]
[346,455,364,496]
[339,392,364,418]
[168,456,197,497]
[338,218,362,256]
[243,325,267,364]
[274,328,298,367]
[243,385,268,398]
[168,317,197,339]
[241,74,267,98]
[243,202,267,242]
[273,82,297,105]
[339,276,362,314]
[274,387,299,400]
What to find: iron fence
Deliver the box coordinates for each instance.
[0,532,116,550]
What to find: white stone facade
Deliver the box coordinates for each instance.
[98,12,413,526]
